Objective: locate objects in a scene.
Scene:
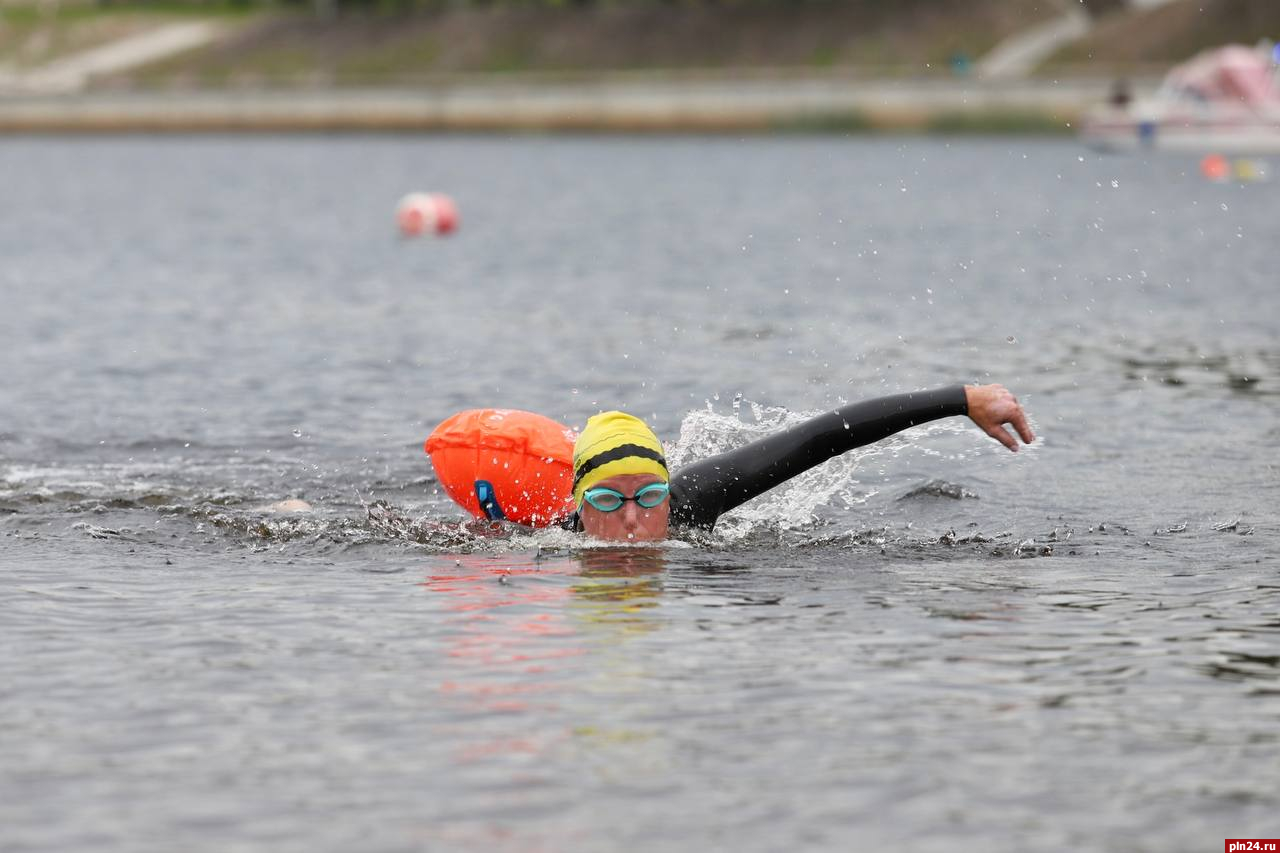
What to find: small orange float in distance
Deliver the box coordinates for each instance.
[1199,153,1229,182]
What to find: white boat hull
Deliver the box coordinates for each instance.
[1082,111,1280,153]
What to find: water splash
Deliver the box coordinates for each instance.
[666,401,969,543]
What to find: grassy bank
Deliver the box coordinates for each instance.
[1045,0,1280,74]
[5,0,1272,134]
[103,0,1056,88]
[0,1,255,72]
[6,0,1276,90]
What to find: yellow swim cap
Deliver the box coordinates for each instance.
[572,411,668,506]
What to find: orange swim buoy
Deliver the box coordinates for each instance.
[1200,153,1229,182]
[425,409,577,527]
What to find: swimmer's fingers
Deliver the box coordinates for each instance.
[985,423,1020,452]
[1009,406,1035,446]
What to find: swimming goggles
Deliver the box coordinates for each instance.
[582,482,670,512]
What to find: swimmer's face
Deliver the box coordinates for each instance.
[579,473,670,543]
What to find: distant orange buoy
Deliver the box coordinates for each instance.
[396,192,459,237]
[1200,153,1229,182]
[425,409,577,527]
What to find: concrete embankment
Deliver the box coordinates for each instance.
[0,75,1145,133]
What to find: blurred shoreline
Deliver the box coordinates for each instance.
[0,73,1145,133]
[4,0,1265,133]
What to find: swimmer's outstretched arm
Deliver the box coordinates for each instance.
[668,384,1033,529]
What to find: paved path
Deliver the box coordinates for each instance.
[977,7,1092,80]
[976,0,1185,81]
[0,75,1146,132]
[2,22,222,94]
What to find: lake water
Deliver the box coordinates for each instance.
[2,135,1277,852]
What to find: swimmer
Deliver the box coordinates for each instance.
[570,384,1032,542]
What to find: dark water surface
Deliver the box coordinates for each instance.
[2,135,1277,852]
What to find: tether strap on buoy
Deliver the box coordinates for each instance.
[474,480,506,521]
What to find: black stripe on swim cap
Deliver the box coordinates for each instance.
[572,444,668,490]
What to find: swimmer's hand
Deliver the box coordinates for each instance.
[965,383,1035,452]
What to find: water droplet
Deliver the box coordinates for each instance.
[1220,203,1229,211]
[1006,336,1017,344]
[1110,179,1119,188]
[571,388,580,395]
[291,428,302,438]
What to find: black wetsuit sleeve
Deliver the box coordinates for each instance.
[667,385,969,530]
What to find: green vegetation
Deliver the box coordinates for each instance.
[1,0,258,20]
[7,0,1276,84]
[10,0,1058,86]
[772,110,874,134]
[771,109,1072,136]
[926,110,1071,135]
